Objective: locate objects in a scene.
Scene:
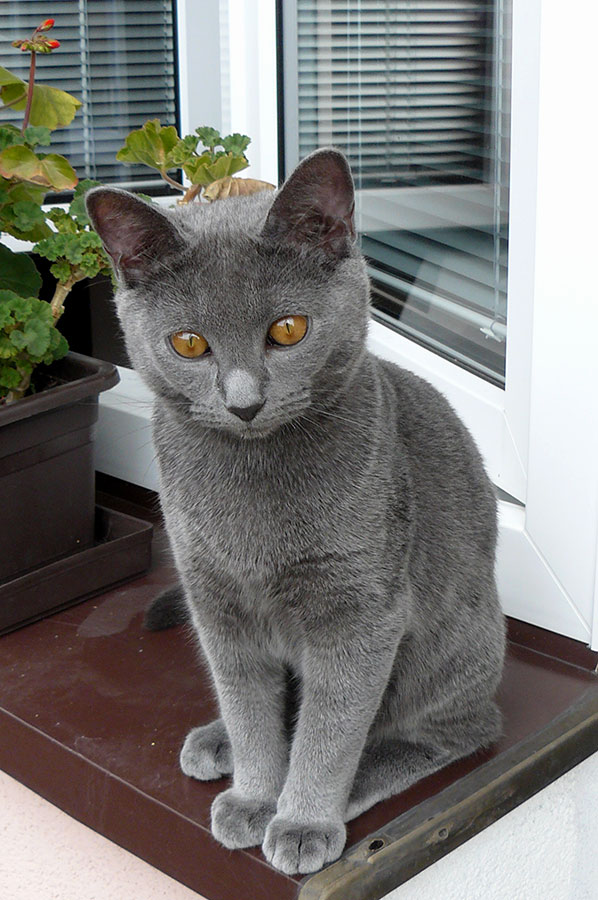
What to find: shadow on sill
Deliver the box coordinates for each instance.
[0,479,597,900]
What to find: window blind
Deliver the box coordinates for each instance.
[297,0,493,186]
[290,0,511,384]
[0,2,177,189]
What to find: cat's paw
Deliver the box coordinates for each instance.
[180,719,233,781]
[210,789,277,849]
[262,816,346,874]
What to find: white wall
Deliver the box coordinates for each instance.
[389,750,598,900]
[2,752,598,900]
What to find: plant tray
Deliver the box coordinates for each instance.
[0,505,153,635]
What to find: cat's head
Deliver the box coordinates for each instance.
[87,148,370,439]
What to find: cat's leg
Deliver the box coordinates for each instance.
[345,739,452,821]
[185,590,290,850]
[180,718,233,781]
[346,698,502,821]
[262,580,404,875]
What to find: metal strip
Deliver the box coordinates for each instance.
[299,687,598,900]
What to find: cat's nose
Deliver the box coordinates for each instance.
[227,401,265,422]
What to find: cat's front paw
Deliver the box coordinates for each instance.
[211,789,277,849]
[180,719,233,781]
[262,815,346,874]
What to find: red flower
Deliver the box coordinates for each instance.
[46,39,60,49]
[38,18,55,32]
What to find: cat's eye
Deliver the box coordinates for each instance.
[267,315,308,347]
[170,331,210,358]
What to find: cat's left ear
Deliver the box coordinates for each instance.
[262,148,355,259]
[86,187,185,287]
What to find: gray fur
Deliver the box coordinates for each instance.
[87,149,505,876]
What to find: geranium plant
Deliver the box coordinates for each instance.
[117,120,274,203]
[0,19,111,402]
[0,20,274,402]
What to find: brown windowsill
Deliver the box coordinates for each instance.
[1,479,597,900]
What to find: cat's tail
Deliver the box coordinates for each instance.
[144,584,189,630]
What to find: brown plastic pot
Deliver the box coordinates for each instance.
[0,352,119,582]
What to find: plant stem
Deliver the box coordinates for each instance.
[5,366,33,404]
[21,50,37,134]
[180,183,202,204]
[159,168,186,193]
[50,269,85,322]
[5,271,86,402]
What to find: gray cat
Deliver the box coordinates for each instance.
[87,149,505,876]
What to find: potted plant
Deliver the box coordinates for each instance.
[0,20,152,633]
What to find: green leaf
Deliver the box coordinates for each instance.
[45,328,68,362]
[116,119,180,171]
[47,207,77,233]
[182,153,214,186]
[0,290,33,320]
[69,179,101,223]
[167,134,199,167]
[0,66,24,89]
[0,333,15,359]
[49,259,72,283]
[21,317,51,357]
[183,151,248,186]
[78,231,103,249]
[7,328,28,351]
[0,245,42,297]
[38,154,78,190]
[0,181,51,241]
[221,133,251,156]
[195,126,222,150]
[205,154,237,181]
[0,146,78,190]
[11,200,47,233]
[0,365,21,389]
[0,81,81,130]
[0,145,40,182]
[1,180,46,207]
[0,295,16,328]
[0,124,23,152]
[24,125,52,148]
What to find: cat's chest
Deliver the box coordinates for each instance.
[154,418,357,577]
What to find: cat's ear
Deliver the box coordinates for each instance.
[86,187,184,286]
[262,149,355,259]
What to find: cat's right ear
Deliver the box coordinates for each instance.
[86,187,184,287]
[261,149,355,260]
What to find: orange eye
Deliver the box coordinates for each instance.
[268,315,308,347]
[170,331,209,358]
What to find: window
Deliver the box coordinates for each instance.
[17,0,593,650]
[284,0,511,386]
[0,2,178,190]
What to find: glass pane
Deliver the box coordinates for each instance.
[292,0,512,385]
[0,2,178,191]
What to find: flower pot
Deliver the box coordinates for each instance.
[0,351,154,632]
[0,352,118,582]
[0,505,153,635]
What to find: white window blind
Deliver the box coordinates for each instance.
[288,0,511,384]
[297,0,492,185]
[0,2,177,189]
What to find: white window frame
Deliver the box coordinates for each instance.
[96,0,598,648]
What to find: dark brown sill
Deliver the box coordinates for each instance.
[1,478,597,900]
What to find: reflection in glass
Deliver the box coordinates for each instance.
[294,0,512,384]
[0,3,177,191]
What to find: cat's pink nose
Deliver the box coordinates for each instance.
[227,401,264,422]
